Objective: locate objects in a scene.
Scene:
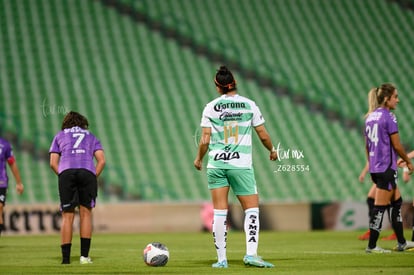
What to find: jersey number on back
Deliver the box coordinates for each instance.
[72,133,85,148]
[223,121,239,144]
[366,123,379,147]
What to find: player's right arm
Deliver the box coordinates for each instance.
[359,161,369,183]
[50,153,60,175]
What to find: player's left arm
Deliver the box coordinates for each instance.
[254,124,277,161]
[7,157,24,195]
[194,127,211,171]
[390,133,413,174]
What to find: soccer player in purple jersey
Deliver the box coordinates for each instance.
[358,89,395,241]
[398,150,414,242]
[49,111,105,264]
[0,137,24,236]
[364,83,414,253]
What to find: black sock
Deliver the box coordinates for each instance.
[61,243,72,264]
[80,238,91,257]
[367,197,375,219]
[368,205,387,249]
[0,223,4,236]
[390,198,405,244]
[412,215,414,242]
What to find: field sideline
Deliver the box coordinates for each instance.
[1,230,413,274]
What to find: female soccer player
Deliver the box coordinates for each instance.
[194,66,277,268]
[0,137,24,235]
[49,111,105,264]
[398,150,414,242]
[364,83,414,253]
[358,88,395,241]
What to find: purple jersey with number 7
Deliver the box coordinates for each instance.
[365,107,398,173]
[49,126,103,175]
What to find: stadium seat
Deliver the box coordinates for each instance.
[1,0,413,203]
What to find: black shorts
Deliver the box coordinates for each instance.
[370,168,397,191]
[0,187,7,205]
[58,169,97,211]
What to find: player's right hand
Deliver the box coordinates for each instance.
[269,151,277,161]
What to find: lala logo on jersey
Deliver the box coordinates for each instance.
[214,151,240,161]
[213,146,240,161]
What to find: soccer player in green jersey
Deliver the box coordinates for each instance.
[194,66,277,268]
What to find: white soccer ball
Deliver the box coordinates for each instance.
[143,242,169,267]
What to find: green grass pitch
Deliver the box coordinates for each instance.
[1,230,413,274]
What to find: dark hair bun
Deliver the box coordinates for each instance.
[218,66,229,72]
[215,66,236,93]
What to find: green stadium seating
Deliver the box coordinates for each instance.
[1,0,413,204]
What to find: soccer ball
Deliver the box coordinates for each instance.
[143,242,169,267]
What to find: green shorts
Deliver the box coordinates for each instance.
[206,168,257,195]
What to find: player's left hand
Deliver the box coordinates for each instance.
[194,159,203,170]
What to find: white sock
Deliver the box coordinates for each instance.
[212,209,228,262]
[244,207,259,256]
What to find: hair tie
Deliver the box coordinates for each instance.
[214,78,236,89]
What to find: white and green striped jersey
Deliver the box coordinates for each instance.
[200,94,265,169]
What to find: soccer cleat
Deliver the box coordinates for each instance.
[393,241,414,252]
[381,233,397,241]
[80,256,93,264]
[358,230,370,240]
[212,260,228,268]
[243,255,274,268]
[365,246,391,253]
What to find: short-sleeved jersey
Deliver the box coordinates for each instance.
[49,126,103,175]
[365,107,398,173]
[0,138,13,187]
[200,94,265,169]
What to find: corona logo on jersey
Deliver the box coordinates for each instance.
[214,102,246,112]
